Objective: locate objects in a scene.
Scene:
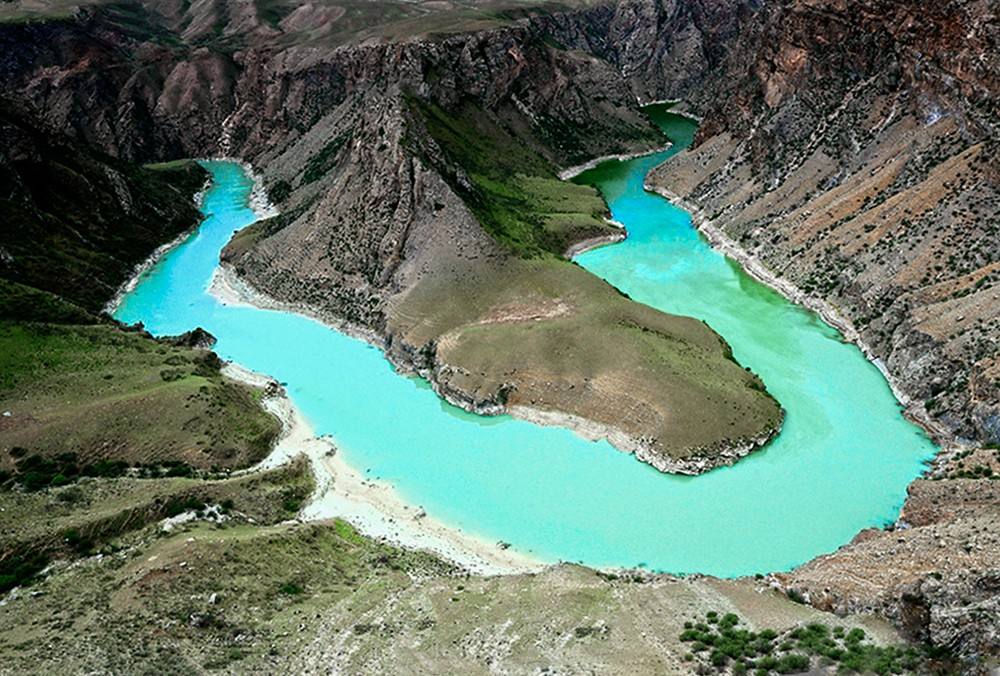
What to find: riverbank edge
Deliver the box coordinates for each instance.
[555,98,703,181]
[220,362,544,576]
[562,227,626,258]
[644,182,962,462]
[211,264,775,477]
[558,141,674,181]
[102,180,210,316]
[102,160,273,317]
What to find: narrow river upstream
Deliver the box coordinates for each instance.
[113,113,936,577]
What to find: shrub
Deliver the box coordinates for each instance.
[62,528,93,553]
[268,180,292,203]
[279,582,303,595]
[165,464,194,478]
[82,459,128,478]
[0,552,49,592]
[721,613,740,629]
[678,613,947,674]
[758,656,778,669]
[775,653,810,673]
[56,486,85,504]
[786,588,807,604]
[846,628,866,643]
[164,496,205,517]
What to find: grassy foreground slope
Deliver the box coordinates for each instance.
[0,508,937,675]
[0,128,282,597]
[387,102,782,469]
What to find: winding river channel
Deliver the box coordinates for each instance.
[113,113,937,577]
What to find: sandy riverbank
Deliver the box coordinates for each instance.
[222,362,544,576]
[209,264,384,348]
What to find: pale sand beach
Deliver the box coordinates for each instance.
[221,358,544,577]
[558,142,673,181]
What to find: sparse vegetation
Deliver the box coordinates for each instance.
[410,99,614,258]
[0,458,314,593]
[302,132,352,185]
[0,322,280,473]
[679,611,953,674]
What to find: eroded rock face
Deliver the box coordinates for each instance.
[0,10,235,161]
[0,107,208,312]
[650,0,1000,446]
[783,463,1000,666]
[219,31,655,326]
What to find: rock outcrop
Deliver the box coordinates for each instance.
[783,447,1000,666]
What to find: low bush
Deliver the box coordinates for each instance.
[678,611,950,674]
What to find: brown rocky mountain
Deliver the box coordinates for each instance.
[650,0,999,447]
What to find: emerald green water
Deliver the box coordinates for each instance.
[113,116,936,576]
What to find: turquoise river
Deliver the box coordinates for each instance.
[114,114,937,577]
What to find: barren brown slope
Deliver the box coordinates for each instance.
[649,0,1000,446]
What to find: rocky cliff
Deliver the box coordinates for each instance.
[782,446,1000,667]
[649,0,1000,446]
[0,106,207,313]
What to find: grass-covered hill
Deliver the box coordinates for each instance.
[0,104,283,601]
